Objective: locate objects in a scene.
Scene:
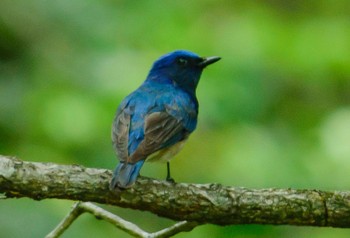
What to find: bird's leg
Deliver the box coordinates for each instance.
[166,161,175,183]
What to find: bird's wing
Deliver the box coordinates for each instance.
[111,108,130,162]
[129,111,188,163]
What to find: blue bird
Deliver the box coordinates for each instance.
[110,50,221,189]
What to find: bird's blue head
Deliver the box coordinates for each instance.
[147,50,221,95]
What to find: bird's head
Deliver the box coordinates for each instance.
[147,50,221,94]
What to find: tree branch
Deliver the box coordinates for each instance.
[45,201,198,238]
[1,155,350,228]
[45,202,83,238]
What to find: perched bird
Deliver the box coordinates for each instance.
[110,50,221,189]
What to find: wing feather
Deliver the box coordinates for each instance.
[111,109,130,162]
[129,112,188,163]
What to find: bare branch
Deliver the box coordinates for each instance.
[78,202,149,238]
[150,221,198,238]
[1,155,350,228]
[76,202,198,238]
[45,202,83,238]
[44,201,199,238]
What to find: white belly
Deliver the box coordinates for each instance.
[146,140,187,162]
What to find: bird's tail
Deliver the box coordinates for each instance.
[110,160,145,189]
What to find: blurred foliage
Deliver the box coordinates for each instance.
[1,0,350,237]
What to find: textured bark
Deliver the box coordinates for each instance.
[1,155,350,227]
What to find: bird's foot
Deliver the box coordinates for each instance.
[166,161,175,183]
[166,176,175,183]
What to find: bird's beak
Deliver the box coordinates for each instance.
[198,56,221,68]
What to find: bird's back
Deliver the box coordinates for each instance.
[112,81,198,163]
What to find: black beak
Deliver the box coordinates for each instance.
[198,56,221,68]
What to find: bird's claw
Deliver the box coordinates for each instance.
[166,176,175,183]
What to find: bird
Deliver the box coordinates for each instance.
[110,50,221,189]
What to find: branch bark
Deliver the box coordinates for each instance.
[1,155,350,228]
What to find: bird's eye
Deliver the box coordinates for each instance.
[177,58,188,66]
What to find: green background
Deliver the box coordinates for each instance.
[1,0,350,237]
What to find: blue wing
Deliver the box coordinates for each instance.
[110,83,198,188]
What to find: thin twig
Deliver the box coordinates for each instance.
[45,202,83,238]
[46,202,199,238]
[149,220,199,238]
[79,202,149,238]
